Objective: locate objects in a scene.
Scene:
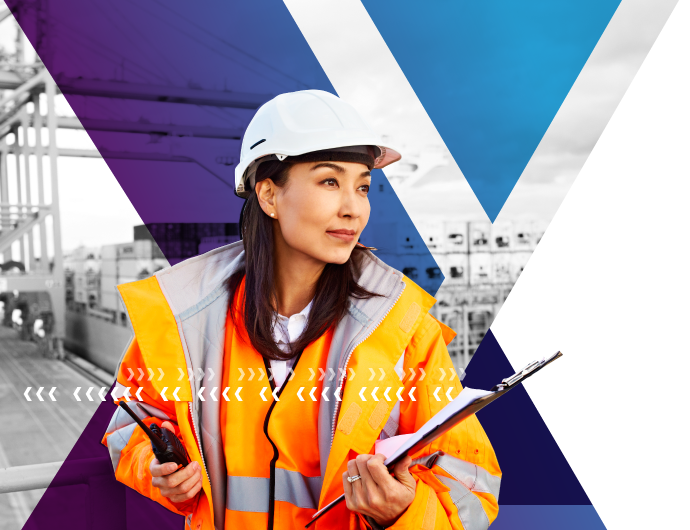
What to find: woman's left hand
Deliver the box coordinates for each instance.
[342,453,416,527]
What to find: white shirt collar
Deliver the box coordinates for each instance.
[272,299,313,347]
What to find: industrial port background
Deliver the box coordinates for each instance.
[0,0,677,528]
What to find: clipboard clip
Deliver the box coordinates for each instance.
[492,351,562,391]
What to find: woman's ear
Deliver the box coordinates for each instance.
[256,179,277,218]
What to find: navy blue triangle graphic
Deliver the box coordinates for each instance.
[360,0,621,221]
[463,330,589,504]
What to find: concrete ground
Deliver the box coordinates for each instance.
[0,327,103,529]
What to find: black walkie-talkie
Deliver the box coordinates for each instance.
[118,401,190,467]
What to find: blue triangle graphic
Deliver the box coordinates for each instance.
[360,1,621,221]
[463,330,591,504]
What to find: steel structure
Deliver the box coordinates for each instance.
[0,11,271,358]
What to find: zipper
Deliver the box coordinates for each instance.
[329,281,406,447]
[188,400,209,484]
[263,348,305,530]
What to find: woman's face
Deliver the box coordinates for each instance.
[257,160,372,265]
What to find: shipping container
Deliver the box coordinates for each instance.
[100,259,117,277]
[446,253,469,285]
[444,221,468,253]
[492,252,512,284]
[469,222,491,253]
[469,253,492,285]
[513,221,536,251]
[117,259,159,279]
[198,236,241,254]
[491,222,512,252]
[418,220,445,254]
[116,240,155,260]
[101,244,117,260]
[510,252,532,282]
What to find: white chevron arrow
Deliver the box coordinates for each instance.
[260,387,268,401]
[339,368,347,381]
[433,387,442,401]
[235,387,243,401]
[136,387,144,401]
[48,387,57,401]
[334,387,342,401]
[408,368,416,381]
[122,387,132,401]
[449,368,457,381]
[322,387,329,402]
[267,368,274,381]
[196,368,205,381]
[418,368,426,381]
[178,368,186,381]
[110,386,119,401]
[439,368,446,381]
[309,387,317,401]
[359,387,367,401]
[328,368,336,381]
[408,387,416,401]
[74,387,81,401]
[173,387,182,401]
[396,387,404,401]
[99,387,107,401]
[379,368,386,381]
[369,368,376,381]
[158,368,165,381]
[222,387,230,401]
[446,387,454,401]
[210,387,218,401]
[127,368,135,381]
[272,388,280,402]
[348,368,355,381]
[207,368,215,382]
[248,368,255,381]
[297,387,305,401]
[148,368,154,381]
[24,387,32,401]
[371,387,379,401]
[161,387,169,401]
[308,368,316,381]
[259,368,266,381]
[197,387,205,402]
[137,368,145,381]
[238,368,245,381]
[383,387,392,402]
[85,387,94,401]
[319,368,326,381]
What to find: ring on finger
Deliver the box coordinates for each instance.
[347,474,361,484]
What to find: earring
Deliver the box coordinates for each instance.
[270,213,275,218]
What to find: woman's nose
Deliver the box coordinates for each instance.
[339,189,362,219]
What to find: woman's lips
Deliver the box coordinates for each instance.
[326,229,356,242]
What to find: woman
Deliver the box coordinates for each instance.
[102,90,501,530]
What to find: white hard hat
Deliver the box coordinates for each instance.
[235,90,401,198]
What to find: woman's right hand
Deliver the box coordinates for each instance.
[150,458,203,504]
[149,422,203,505]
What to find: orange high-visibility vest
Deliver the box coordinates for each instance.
[102,242,502,530]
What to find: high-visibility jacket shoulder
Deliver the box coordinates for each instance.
[101,242,501,530]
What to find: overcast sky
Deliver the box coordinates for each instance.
[0,0,679,252]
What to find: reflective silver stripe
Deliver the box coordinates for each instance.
[227,476,270,513]
[275,468,322,509]
[227,470,322,512]
[435,454,501,501]
[107,422,137,472]
[437,475,490,530]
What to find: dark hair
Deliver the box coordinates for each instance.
[226,159,379,361]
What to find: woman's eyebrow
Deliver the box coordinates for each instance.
[311,162,345,173]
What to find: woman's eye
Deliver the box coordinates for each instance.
[322,178,339,188]
[358,184,370,194]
